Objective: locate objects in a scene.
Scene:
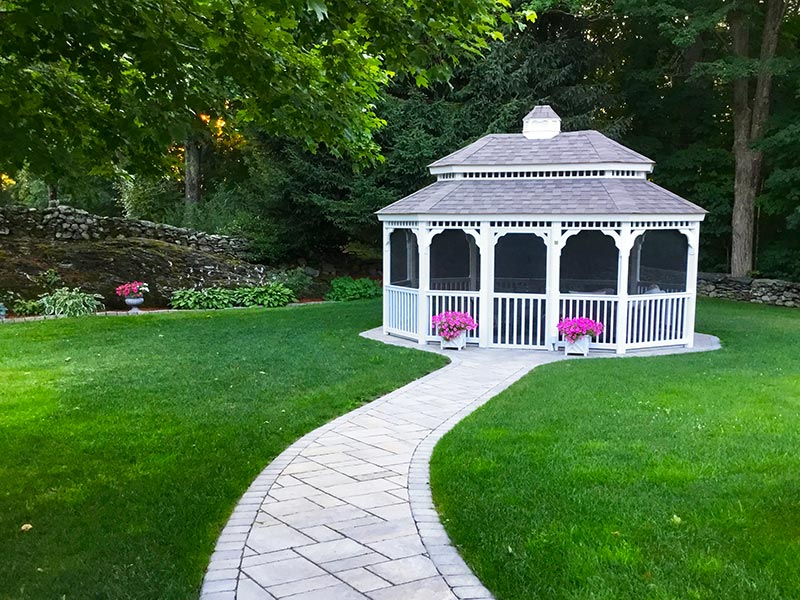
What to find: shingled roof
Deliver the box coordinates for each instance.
[429,131,653,168]
[377,179,705,216]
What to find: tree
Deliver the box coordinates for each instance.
[615,0,797,276]
[0,0,506,188]
[728,0,787,276]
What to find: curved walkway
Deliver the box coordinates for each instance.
[200,331,720,600]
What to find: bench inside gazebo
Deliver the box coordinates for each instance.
[377,106,706,354]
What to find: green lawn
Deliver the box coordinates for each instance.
[0,301,445,600]
[431,299,800,600]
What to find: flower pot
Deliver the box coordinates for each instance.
[125,297,144,314]
[440,331,467,351]
[564,335,590,356]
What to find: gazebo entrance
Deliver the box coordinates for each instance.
[383,219,699,354]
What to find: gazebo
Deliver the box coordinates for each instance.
[377,106,706,354]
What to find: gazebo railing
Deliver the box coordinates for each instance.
[558,294,619,347]
[386,285,691,351]
[493,293,547,348]
[385,285,419,338]
[626,293,690,348]
[426,290,481,342]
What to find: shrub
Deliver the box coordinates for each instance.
[232,284,296,308]
[325,277,382,301]
[0,290,43,317]
[39,287,104,317]
[170,284,296,310]
[170,288,237,310]
[268,268,313,296]
[12,298,43,317]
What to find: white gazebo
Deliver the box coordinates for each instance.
[377,106,706,354]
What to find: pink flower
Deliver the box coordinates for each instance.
[116,281,150,298]
[557,317,604,343]
[431,311,478,341]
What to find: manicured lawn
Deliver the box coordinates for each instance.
[431,299,800,600]
[0,301,445,599]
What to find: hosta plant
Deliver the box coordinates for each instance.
[39,287,104,317]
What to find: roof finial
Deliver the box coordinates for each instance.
[522,105,561,139]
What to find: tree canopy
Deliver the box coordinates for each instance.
[3,0,800,280]
[0,0,506,180]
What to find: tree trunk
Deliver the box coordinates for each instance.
[728,0,786,276]
[47,183,59,207]
[184,134,202,224]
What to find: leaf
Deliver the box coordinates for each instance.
[20,523,33,532]
[306,0,328,21]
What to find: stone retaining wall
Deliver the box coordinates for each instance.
[698,273,799,308]
[0,204,250,259]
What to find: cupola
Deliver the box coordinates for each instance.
[522,105,561,139]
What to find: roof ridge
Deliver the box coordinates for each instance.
[429,135,497,168]
[587,130,654,163]
[420,181,463,212]
[598,178,620,212]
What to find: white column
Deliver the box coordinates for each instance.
[417,225,431,345]
[478,224,493,348]
[683,225,700,348]
[382,226,392,335]
[615,224,634,355]
[545,222,562,350]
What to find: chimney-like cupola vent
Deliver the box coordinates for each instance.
[522,105,561,139]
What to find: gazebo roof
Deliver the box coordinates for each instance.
[377,179,706,216]
[429,131,653,169]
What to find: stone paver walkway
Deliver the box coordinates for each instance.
[200,331,720,600]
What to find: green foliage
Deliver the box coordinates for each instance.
[325,277,382,301]
[0,291,42,317]
[232,284,296,308]
[39,288,104,317]
[1,0,505,187]
[170,284,296,310]
[267,268,314,297]
[169,288,237,310]
[11,298,43,317]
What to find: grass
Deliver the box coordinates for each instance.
[431,299,800,600]
[0,300,445,600]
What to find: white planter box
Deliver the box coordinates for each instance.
[563,335,590,356]
[440,331,467,351]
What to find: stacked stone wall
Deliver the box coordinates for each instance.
[0,204,249,259]
[698,273,799,308]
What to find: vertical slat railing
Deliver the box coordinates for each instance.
[626,293,690,348]
[385,285,419,338]
[557,295,618,348]
[426,291,481,342]
[492,293,547,348]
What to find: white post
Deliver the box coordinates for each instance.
[684,225,700,348]
[545,222,562,350]
[417,225,431,345]
[478,223,493,348]
[382,226,391,335]
[615,224,634,355]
